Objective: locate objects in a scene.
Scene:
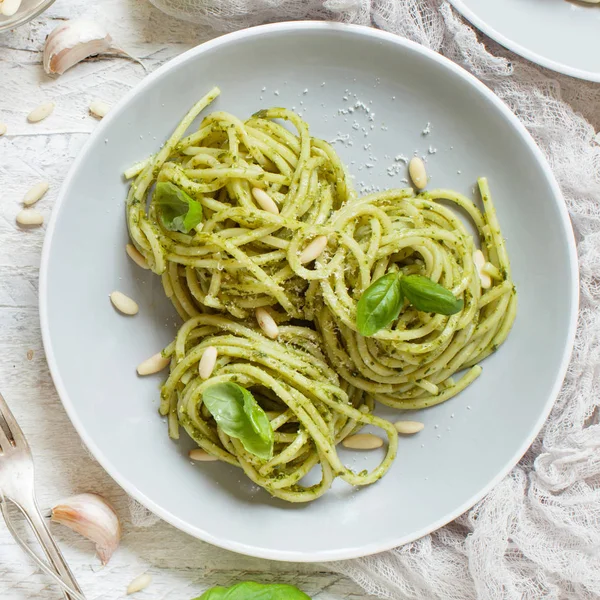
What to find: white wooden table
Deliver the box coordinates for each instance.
[0,1,367,597]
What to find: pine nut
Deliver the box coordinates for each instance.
[408,157,427,190]
[473,249,492,289]
[299,235,328,264]
[126,244,150,270]
[0,123,7,136]
[251,187,279,215]
[110,291,139,315]
[89,100,111,119]
[23,181,49,206]
[189,449,218,462]
[255,307,279,339]
[342,433,384,450]
[199,346,218,380]
[27,102,55,123]
[1,0,22,16]
[482,261,501,279]
[16,209,43,226]
[394,420,425,434]
[126,573,152,595]
[137,352,170,376]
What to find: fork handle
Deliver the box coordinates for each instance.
[19,498,85,600]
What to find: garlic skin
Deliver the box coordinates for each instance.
[42,19,143,76]
[43,20,114,76]
[51,493,121,565]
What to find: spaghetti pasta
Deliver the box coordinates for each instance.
[161,314,398,502]
[313,179,517,409]
[126,87,353,321]
[125,91,517,501]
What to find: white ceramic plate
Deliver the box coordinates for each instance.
[449,0,600,82]
[40,22,578,562]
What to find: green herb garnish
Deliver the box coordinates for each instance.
[356,273,463,336]
[195,581,311,599]
[202,383,273,461]
[400,274,463,315]
[153,181,202,234]
[356,273,404,337]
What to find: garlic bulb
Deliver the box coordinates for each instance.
[51,493,121,565]
[43,19,143,76]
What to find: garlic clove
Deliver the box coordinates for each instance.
[51,493,121,565]
[43,19,145,76]
[44,20,112,75]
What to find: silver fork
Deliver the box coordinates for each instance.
[0,392,85,600]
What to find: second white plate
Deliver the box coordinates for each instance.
[450,0,600,82]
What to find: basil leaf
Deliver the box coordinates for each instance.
[154,181,203,234]
[400,274,463,315]
[202,383,274,461]
[196,588,227,600]
[195,581,311,599]
[356,273,404,336]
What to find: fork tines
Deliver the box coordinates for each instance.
[0,393,28,453]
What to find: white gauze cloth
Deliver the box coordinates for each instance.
[147,1,600,598]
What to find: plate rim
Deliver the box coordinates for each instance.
[448,0,600,83]
[39,20,579,562]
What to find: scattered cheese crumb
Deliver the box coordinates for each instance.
[329,133,353,148]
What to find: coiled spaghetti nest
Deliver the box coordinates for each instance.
[161,315,398,502]
[126,89,352,321]
[313,181,517,410]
